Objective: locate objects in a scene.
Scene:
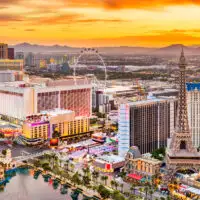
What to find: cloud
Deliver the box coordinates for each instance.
[66,32,200,47]
[24,29,36,31]
[36,13,83,25]
[34,13,127,25]
[62,0,200,9]
[0,0,21,5]
[77,19,129,23]
[0,14,23,22]
[153,29,200,34]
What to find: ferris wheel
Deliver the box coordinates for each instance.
[73,48,107,90]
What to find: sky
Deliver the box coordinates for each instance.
[2,0,200,47]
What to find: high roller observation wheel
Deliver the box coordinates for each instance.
[73,48,107,91]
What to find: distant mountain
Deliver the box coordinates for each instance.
[9,43,80,53]
[152,44,191,55]
[8,43,200,55]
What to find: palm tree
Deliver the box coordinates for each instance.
[101,175,108,185]
[120,183,124,193]
[166,196,171,200]
[111,180,116,189]
[71,172,81,186]
[149,190,154,200]
[83,167,90,177]
[51,153,58,168]
[70,163,75,172]
[144,186,149,199]
[130,183,136,195]
[114,181,119,190]
[139,188,143,198]
[92,170,99,184]
[160,197,166,200]
[65,160,70,171]
[104,176,108,186]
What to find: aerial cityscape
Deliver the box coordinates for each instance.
[1,1,200,200]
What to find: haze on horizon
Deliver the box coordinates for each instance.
[2,0,200,47]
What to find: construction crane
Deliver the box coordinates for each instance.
[135,78,146,100]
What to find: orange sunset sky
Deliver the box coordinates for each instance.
[2,0,200,47]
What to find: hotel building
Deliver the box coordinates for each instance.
[0,77,92,123]
[0,43,8,59]
[22,110,90,140]
[187,83,200,147]
[118,98,177,156]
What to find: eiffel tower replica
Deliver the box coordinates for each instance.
[165,49,200,176]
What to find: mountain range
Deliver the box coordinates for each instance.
[9,43,200,55]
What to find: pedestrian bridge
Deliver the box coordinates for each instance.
[13,150,69,163]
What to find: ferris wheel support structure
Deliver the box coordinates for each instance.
[73,48,107,91]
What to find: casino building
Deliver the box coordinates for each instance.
[118,98,177,155]
[22,109,90,141]
[0,77,92,124]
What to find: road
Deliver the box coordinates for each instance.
[0,142,49,157]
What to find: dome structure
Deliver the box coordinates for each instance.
[125,146,142,160]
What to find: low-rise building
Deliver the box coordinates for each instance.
[0,59,23,71]
[93,155,125,173]
[125,146,162,179]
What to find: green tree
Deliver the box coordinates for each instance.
[112,190,125,200]
[42,163,51,171]
[118,169,127,179]
[111,180,116,189]
[64,160,70,171]
[139,188,143,198]
[52,130,61,138]
[92,170,99,184]
[160,197,166,200]
[97,185,111,199]
[2,149,7,156]
[120,183,124,193]
[151,147,166,161]
[130,183,136,195]
[71,172,81,186]
[70,163,75,172]
[82,167,90,177]
[33,160,41,168]
[144,186,149,199]
[114,181,119,190]
[101,175,108,185]
[149,190,154,200]
[82,175,91,186]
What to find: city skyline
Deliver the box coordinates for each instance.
[2,0,200,47]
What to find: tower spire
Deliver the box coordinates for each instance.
[176,49,189,133]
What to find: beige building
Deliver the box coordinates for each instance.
[125,157,162,177]
[22,109,90,140]
[125,146,162,178]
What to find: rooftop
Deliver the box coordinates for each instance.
[40,109,73,116]
[96,155,125,164]
[186,82,200,91]
[0,76,92,90]
[133,157,162,165]
[127,97,168,107]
